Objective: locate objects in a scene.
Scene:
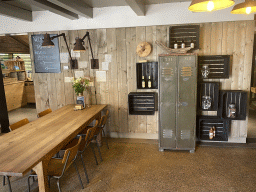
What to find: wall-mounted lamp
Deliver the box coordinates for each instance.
[73,32,99,69]
[231,0,256,14]
[188,0,235,12]
[42,33,78,69]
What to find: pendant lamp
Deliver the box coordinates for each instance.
[188,0,235,12]
[231,0,256,14]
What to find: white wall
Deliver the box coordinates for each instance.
[0,1,253,34]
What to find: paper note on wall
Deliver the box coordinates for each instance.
[60,52,69,63]
[79,61,88,68]
[65,77,73,83]
[102,62,109,70]
[105,54,112,62]
[71,49,80,58]
[96,71,106,82]
[75,71,84,78]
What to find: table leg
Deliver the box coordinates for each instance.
[96,113,102,146]
[33,161,50,192]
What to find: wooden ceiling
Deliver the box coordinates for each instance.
[0,0,191,21]
[0,35,29,54]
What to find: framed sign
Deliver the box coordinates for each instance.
[32,34,61,73]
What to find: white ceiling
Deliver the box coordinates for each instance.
[0,0,192,21]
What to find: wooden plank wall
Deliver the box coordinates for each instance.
[29,20,254,141]
[198,20,254,142]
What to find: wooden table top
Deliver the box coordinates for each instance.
[0,104,107,177]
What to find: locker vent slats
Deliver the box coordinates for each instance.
[181,67,192,77]
[161,68,174,77]
[163,129,173,138]
[180,130,191,140]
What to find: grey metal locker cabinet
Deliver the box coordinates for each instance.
[159,54,197,152]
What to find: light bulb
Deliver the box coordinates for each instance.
[207,1,214,12]
[246,7,251,14]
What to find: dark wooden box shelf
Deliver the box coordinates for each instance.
[198,83,219,111]
[197,116,230,141]
[198,55,230,79]
[169,25,200,50]
[136,62,158,89]
[218,91,247,120]
[128,92,157,115]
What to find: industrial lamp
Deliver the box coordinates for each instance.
[73,32,99,69]
[231,0,256,14]
[188,0,235,12]
[42,33,78,69]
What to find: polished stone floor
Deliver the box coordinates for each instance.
[1,139,256,192]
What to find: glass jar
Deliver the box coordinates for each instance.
[201,65,210,78]
[227,104,236,118]
[209,126,216,140]
[202,96,211,110]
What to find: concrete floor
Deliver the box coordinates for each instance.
[1,106,256,191]
[1,139,256,192]
[8,104,37,125]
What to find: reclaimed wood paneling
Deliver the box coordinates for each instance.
[29,20,254,142]
[198,21,254,142]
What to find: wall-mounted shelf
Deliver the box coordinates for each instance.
[198,83,219,111]
[128,92,157,115]
[169,25,200,50]
[198,55,230,79]
[218,91,247,120]
[197,116,230,141]
[136,62,158,89]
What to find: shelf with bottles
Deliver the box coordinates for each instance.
[198,55,230,79]
[218,91,247,120]
[136,62,158,89]
[197,116,229,141]
[169,25,200,50]
[198,82,219,111]
[128,92,157,115]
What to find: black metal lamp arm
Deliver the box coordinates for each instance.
[50,33,73,61]
[81,32,95,60]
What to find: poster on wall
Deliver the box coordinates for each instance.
[32,34,61,73]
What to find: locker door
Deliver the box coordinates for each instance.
[177,55,197,150]
[159,56,177,149]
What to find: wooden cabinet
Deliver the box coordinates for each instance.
[25,81,35,103]
[4,81,27,111]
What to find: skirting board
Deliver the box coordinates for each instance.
[108,132,246,143]
[109,132,158,140]
[228,137,246,143]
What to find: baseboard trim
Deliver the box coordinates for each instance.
[228,137,247,143]
[109,132,158,140]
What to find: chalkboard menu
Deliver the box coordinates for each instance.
[32,34,61,73]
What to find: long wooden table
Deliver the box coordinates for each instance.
[0,104,107,192]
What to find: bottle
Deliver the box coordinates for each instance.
[181,38,185,49]
[174,40,178,49]
[148,76,152,88]
[142,76,145,88]
[190,38,195,48]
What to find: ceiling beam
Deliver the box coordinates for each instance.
[7,36,29,49]
[47,0,93,18]
[0,2,32,21]
[125,0,145,16]
[17,0,79,20]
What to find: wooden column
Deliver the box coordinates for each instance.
[0,67,9,133]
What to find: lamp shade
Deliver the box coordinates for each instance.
[188,0,235,12]
[231,0,256,14]
[42,33,54,47]
[73,38,87,52]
